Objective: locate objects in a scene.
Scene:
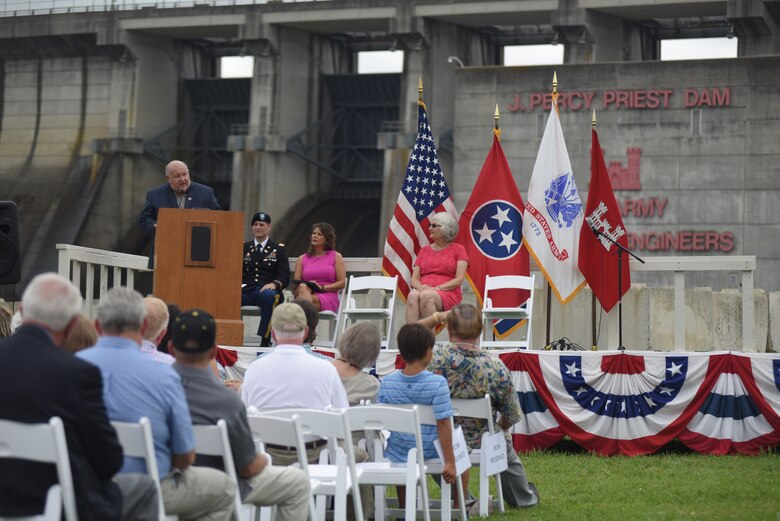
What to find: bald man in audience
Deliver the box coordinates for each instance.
[141,296,175,365]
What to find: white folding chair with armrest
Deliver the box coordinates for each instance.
[340,275,398,349]
[0,417,75,521]
[245,413,318,521]
[111,417,177,521]
[344,405,430,521]
[192,420,248,521]
[480,274,536,350]
[313,288,345,349]
[256,409,363,521]
[451,395,506,516]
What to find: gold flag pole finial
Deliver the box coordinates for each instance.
[418,77,423,101]
[552,70,558,95]
[494,104,500,130]
[592,108,597,129]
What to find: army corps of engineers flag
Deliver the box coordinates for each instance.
[522,92,586,303]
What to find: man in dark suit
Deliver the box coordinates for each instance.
[241,212,290,347]
[0,273,158,521]
[139,159,221,267]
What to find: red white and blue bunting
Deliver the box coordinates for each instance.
[502,351,780,456]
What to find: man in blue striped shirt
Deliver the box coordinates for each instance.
[78,287,235,520]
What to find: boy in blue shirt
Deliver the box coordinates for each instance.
[377,323,457,503]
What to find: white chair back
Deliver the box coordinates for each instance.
[385,405,468,521]
[450,395,506,515]
[341,275,398,349]
[345,405,430,521]
[481,274,536,350]
[0,417,76,521]
[112,418,171,521]
[245,414,317,521]
[192,420,245,521]
[257,409,363,521]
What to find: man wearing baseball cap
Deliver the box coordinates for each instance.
[241,212,290,347]
[172,309,310,521]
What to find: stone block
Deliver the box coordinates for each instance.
[744,155,780,189]
[744,191,780,224]
[743,225,780,259]
[769,291,780,352]
[679,155,745,190]
[712,288,740,350]
[676,190,743,223]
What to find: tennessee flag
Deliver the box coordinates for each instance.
[522,88,586,303]
[579,128,630,311]
[456,130,530,338]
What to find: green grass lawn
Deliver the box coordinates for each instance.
[456,441,779,521]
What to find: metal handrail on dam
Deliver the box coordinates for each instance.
[56,243,759,352]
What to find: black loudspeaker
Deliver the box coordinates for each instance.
[0,201,21,285]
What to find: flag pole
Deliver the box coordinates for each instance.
[591,109,598,350]
[545,71,557,349]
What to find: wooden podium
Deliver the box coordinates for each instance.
[153,208,244,345]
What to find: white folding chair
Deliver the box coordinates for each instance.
[451,395,506,517]
[192,420,248,521]
[480,274,536,350]
[257,409,363,521]
[240,306,264,345]
[111,417,177,521]
[418,406,472,521]
[313,289,346,349]
[245,413,318,521]
[0,417,76,521]
[344,405,430,521]
[341,275,398,349]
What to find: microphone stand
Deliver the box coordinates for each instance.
[589,225,645,350]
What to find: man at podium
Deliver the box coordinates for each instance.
[139,160,221,267]
[241,212,290,347]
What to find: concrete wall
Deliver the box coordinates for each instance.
[453,57,780,293]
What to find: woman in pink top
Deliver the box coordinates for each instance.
[405,212,469,326]
[293,222,347,312]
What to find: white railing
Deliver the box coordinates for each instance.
[56,244,151,317]
[55,244,758,351]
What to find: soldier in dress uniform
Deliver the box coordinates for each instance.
[241,212,290,347]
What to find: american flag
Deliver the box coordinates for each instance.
[382,100,458,298]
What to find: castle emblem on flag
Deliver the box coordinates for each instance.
[544,173,582,228]
[469,200,523,261]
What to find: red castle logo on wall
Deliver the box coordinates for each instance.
[607,147,642,191]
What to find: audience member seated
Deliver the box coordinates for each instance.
[78,287,236,520]
[171,309,310,521]
[377,323,457,506]
[0,273,158,520]
[405,212,469,325]
[0,306,12,338]
[293,222,346,312]
[61,313,99,353]
[241,212,290,347]
[425,303,539,510]
[141,297,175,365]
[241,303,349,465]
[332,322,382,406]
[157,303,181,354]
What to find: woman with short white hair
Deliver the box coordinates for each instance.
[405,212,469,325]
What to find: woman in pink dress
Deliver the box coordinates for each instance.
[293,222,346,312]
[405,212,469,326]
